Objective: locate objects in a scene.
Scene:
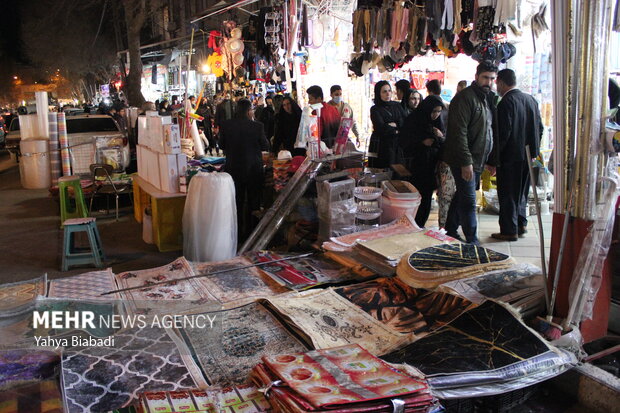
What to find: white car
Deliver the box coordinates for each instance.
[6,114,130,173]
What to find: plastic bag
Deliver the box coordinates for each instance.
[183,172,237,261]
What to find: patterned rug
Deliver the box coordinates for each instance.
[48,268,119,300]
[263,289,409,356]
[0,275,47,318]
[190,257,288,307]
[397,244,515,288]
[334,277,475,336]
[61,326,206,412]
[244,252,361,290]
[0,349,60,389]
[115,258,217,315]
[178,302,307,385]
[381,301,552,376]
[0,380,63,413]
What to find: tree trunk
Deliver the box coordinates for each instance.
[123,0,146,107]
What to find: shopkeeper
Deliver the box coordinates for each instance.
[219,99,270,239]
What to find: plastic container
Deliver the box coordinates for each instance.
[381,180,421,200]
[19,138,51,189]
[380,194,421,224]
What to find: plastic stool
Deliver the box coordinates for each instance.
[59,175,88,226]
[61,217,105,271]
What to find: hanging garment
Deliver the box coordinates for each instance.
[441,0,455,31]
[453,0,463,33]
[475,6,497,41]
[494,0,517,26]
[461,0,475,25]
[426,0,445,40]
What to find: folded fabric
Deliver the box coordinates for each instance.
[47,268,119,301]
[0,275,47,318]
[381,301,576,397]
[251,344,436,412]
[397,244,515,288]
[261,289,409,356]
[0,349,60,389]
[190,256,288,307]
[244,252,363,290]
[334,277,475,335]
[177,302,308,385]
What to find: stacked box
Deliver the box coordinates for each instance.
[316,178,357,242]
[164,124,181,154]
[159,153,180,193]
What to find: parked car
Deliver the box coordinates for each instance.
[5,114,130,172]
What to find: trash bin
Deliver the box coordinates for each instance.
[19,138,51,189]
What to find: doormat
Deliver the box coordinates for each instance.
[48,268,119,301]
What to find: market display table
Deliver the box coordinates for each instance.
[132,175,186,252]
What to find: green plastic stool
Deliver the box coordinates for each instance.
[61,217,105,271]
[58,175,88,226]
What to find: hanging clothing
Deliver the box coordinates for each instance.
[494,0,517,27]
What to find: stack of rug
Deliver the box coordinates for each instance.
[438,264,546,318]
[251,344,437,412]
[397,244,515,289]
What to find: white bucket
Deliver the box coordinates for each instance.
[380,195,421,224]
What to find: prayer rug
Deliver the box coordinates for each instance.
[438,264,545,304]
[178,302,308,385]
[139,384,272,412]
[322,215,419,252]
[0,380,63,413]
[334,278,475,335]
[0,275,47,318]
[115,258,217,315]
[48,268,119,300]
[263,289,409,356]
[397,244,515,288]
[381,301,553,376]
[191,256,287,306]
[0,349,59,389]
[61,326,206,412]
[244,252,362,290]
[355,228,460,265]
[251,344,435,412]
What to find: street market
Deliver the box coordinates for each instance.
[0,0,619,412]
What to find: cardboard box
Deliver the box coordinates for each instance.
[136,144,144,180]
[148,116,165,154]
[177,154,188,177]
[158,153,180,193]
[137,116,149,149]
[142,146,161,189]
[163,124,181,154]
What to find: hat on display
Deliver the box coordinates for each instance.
[311,19,324,48]
[232,53,244,66]
[227,39,244,53]
[230,27,242,39]
[277,150,292,160]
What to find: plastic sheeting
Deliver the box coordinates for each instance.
[35,92,49,138]
[57,112,71,176]
[19,139,51,189]
[48,113,61,185]
[566,157,620,326]
[190,120,205,157]
[183,172,237,261]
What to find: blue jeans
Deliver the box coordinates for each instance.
[445,168,481,244]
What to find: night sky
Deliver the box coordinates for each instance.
[0,0,25,63]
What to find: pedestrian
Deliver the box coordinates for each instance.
[258,94,276,143]
[401,94,446,227]
[368,81,407,168]
[402,88,423,115]
[456,80,468,94]
[196,97,217,155]
[395,79,411,112]
[491,68,544,241]
[306,85,341,147]
[159,99,171,116]
[273,95,302,154]
[219,99,270,240]
[327,85,360,146]
[442,62,498,244]
[113,107,128,135]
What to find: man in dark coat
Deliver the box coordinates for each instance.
[442,61,498,244]
[491,69,544,241]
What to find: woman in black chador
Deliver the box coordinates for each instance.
[368,81,407,168]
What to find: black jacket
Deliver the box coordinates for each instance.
[258,106,276,139]
[369,101,407,168]
[219,119,269,179]
[273,109,301,154]
[496,88,543,165]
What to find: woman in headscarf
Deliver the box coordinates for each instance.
[273,95,302,155]
[402,88,423,115]
[368,81,407,168]
[401,94,446,227]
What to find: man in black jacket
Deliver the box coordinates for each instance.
[491,69,544,241]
